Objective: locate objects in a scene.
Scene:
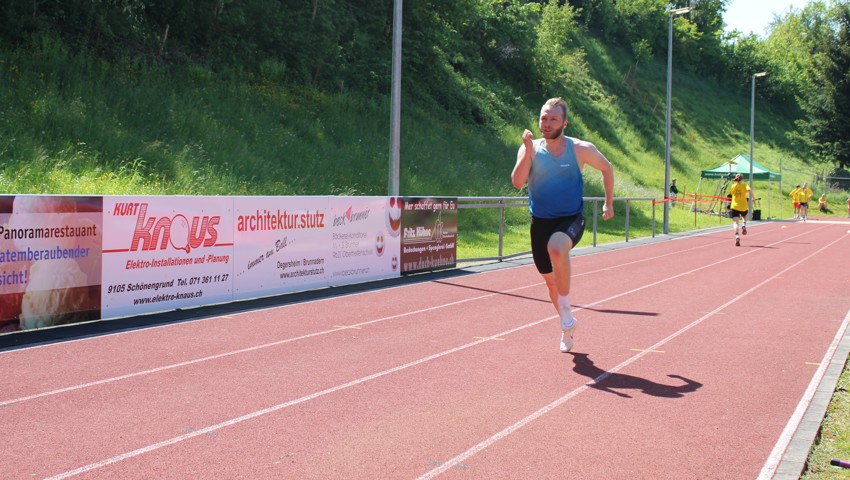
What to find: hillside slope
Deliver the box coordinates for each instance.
[0,33,823,220]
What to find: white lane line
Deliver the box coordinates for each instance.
[757,307,850,480]
[44,227,838,479]
[0,226,748,407]
[417,231,848,480]
[42,320,552,480]
[792,220,850,225]
[0,281,540,407]
[0,262,533,355]
[1,221,757,357]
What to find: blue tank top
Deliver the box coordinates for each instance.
[528,137,584,218]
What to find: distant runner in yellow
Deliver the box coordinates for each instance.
[790,184,801,219]
[798,182,814,222]
[729,174,754,247]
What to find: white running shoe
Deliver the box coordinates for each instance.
[560,329,575,353]
[559,313,576,353]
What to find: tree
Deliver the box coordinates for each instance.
[760,1,834,104]
[797,2,850,168]
[689,0,729,78]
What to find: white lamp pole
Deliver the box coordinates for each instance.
[749,71,768,214]
[664,6,692,234]
[388,0,402,196]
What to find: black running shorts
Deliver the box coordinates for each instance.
[530,213,585,274]
[730,209,748,219]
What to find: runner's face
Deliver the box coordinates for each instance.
[539,105,566,139]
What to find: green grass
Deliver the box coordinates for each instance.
[2,35,843,202]
[803,355,850,479]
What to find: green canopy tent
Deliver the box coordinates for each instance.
[697,154,781,218]
[700,154,781,181]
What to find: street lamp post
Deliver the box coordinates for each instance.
[749,71,768,214]
[664,6,692,234]
[388,0,402,196]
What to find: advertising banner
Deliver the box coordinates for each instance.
[101,196,234,318]
[328,196,401,285]
[400,197,458,274]
[0,194,461,336]
[0,195,103,333]
[232,196,330,300]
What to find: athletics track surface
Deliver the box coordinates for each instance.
[1,218,849,479]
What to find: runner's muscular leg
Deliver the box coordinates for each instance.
[541,272,558,314]
[545,231,574,312]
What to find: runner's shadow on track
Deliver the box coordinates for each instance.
[570,353,702,399]
[432,281,550,305]
[578,307,658,317]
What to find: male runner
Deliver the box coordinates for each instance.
[511,97,615,353]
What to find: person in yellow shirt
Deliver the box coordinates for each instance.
[790,184,801,219]
[799,182,814,222]
[818,193,828,212]
[729,174,754,246]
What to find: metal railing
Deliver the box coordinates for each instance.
[457,196,657,263]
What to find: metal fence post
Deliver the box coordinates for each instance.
[593,200,598,247]
[652,202,656,238]
[625,200,631,242]
[498,199,505,259]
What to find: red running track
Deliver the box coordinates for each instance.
[2,219,849,479]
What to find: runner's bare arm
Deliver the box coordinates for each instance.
[573,139,615,220]
[511,129,535,189]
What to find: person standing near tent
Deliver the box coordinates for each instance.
[729,173,754,246]
[790,184,801,219]
[799,182,814,222]
[512,97,615,353]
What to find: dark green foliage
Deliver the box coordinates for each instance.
[798,3,850,169]
[0,0,842,184]
[688,0,728,78]
[0,1,150,54]
[0,0,834,126]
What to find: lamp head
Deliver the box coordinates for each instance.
[670,6,693,15]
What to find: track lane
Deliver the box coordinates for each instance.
[0,222,847,479]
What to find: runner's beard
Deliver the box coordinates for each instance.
[542,127,564,139]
